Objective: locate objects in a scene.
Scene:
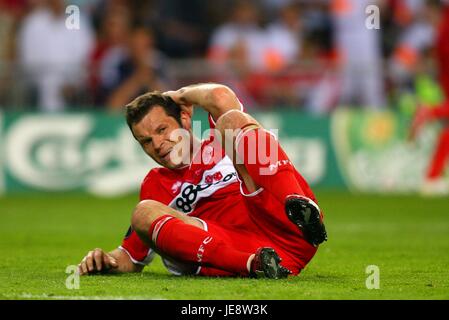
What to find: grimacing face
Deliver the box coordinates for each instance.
[131,106,191,169]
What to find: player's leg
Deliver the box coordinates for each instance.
[130,200,289,278]
[215,110,327,246]
[214,110,305,199]
[198,221,294,277]
[429,102,449,120]
[426,126,449,181]
[409,101,449,140]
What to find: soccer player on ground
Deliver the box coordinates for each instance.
[409,4,449,195]
[78,83,327,278]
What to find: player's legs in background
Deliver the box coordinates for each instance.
[422,125,449,195]
[130,200,288,278]
[215,110,327,246]
[410,102,449,139]
[429,102,449,120]
[410,101,449,195]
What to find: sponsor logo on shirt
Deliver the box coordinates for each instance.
[169,157,238,214]
[172,171,237,213]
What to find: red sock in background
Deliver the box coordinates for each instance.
[236,128,313,204]
[149,215,251,276]
[427,127,449,180]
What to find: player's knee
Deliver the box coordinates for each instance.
[131,200,164,234]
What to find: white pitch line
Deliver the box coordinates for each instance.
[0,111,5,195]
[2,293,166,300]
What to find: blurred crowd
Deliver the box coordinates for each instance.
[0,0,445,113]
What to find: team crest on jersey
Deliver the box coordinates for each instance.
[169,158,238,214]
[202,145,214,164]
[171,181,182,194]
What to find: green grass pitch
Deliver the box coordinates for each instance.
[1,191,448,300]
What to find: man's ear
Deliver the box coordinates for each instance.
[180,111,192,130]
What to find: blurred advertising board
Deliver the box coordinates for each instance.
[0,110,437,195]
[331,109,438,192]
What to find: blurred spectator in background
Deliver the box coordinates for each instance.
[0,1,17,109]
[18,0,94,112]
[331,0,386,109]
[388,0,436,101]
[260,0,297,21]
[0,1,16,66]
[107,27,170,110]
[0,0,28,109]
[207,0,269,107]
[208,1,306,107]
[0,0,444,112]
[67,0,101,18]
[409,1,449,195]
[255,1,305,107]
[297,1,340,113]
[208,1,267,74]
[148,0,211,58]
[435,0,449,102]
[266,2,303,71]
[88,2,131,106]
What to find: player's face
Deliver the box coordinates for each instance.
[132,106,191,169]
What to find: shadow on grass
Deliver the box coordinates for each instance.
[299,273,350,283]
[95,270,350,286]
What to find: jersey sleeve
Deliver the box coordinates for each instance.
[119,170,158,265]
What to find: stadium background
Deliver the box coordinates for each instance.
[0,0,448,300]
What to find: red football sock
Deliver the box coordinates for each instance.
[426,127,449,179]
[149,215,251,276]
[236,128,308,204]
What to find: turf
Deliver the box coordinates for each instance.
[0,191,448,300]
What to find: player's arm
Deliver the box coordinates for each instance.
[78,247,144,275]
[164,83,241,121]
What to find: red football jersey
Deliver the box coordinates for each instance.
[120,108,318,274]
[120,137,260,270]
[120,105,258,267]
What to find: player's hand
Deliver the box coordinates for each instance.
[163,90,193,117]
[78,248,118,275]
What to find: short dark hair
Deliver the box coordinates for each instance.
[125,91,182,133]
